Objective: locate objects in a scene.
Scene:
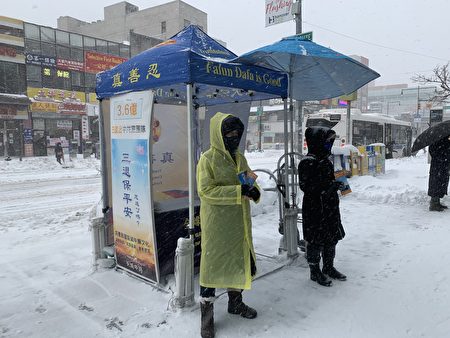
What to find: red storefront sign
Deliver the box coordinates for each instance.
[84,51,127,74]
[0,46,17,57]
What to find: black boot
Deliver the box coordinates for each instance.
[310,264,332,286]
[430,197,445,212]
[439,200,448,209]
[200,300,214,338]
[227,291,257,319]
[322,245,347,281]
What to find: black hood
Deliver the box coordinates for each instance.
[305,126,336,158]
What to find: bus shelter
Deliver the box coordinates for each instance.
[95,25,288,297]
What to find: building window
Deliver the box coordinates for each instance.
[184,19,191,27]
[56,45,71,59]
[161,21,166,34]
[96,39,108,54]
[70,33,83,47]
[24,23,40,40]
[25,39,41,54]
[70,48,84,62]
[108,42,120,56]
[83,36,96,51]
[56,30,70,45]
[41,42,56,57]
[71,71,84,88]
[0,62,26,94]
[84,73,96,91]
[40,27,55,43]
[26,64,42,83]
[119,44,130,58]
[0,25,24,38]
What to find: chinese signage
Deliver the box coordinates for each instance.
[110,91,159,283]
[0,105,28,120]
[85,51,127,74]
[57,58,84,72]
[28,87,86,115]
[265,0,294,27]
[81,115,89,140]
[25,53,56,67]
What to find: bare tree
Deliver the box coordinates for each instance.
[412,62,450,103]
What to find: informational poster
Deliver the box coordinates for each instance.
[151,104,189,205]
[110,90,159,283]
[151,104,201,276]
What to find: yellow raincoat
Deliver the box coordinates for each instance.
[197,112,260,290]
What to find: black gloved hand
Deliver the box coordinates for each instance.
[241,184,252,196]
[247,186,261,201]
[332,181,345,191]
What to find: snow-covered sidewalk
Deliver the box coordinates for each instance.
[1,152,449,338]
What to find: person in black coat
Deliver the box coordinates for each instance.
[298,126,346,287]
[428,136,450,211]
[55,142,64,165]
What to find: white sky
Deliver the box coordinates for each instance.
[3,0,450,86]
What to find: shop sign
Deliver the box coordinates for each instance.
[25,53,56,67]
[58,102,86,115]
[73,130,80,146]
[23,129,33,144]
[28,87,85,103]
[81,115,89,140]
[57,58,84,72]
[31,101,58,113]
[0,46,17,58]
[0,105,28,120]
[85,51,127,74]
[57,120,73,130]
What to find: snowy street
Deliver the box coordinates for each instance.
[1,152,450,338]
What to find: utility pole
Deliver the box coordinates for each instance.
[258,103,263,151]
[293,1,302,152]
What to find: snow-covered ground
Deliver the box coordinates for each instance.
[1,151,449,338]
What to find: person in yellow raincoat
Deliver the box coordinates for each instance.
[197,112,261,338]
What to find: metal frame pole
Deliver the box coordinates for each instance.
[98,100,108,257]
[173,84,195,308]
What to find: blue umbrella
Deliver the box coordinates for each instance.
[235,34,380,100]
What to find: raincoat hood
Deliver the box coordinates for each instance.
[305,126,336,158]
[210,112,244,154]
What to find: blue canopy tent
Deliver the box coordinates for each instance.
[95,25,288,303]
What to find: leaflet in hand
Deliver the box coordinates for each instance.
[334,170,352,196]
[238,170,258,186]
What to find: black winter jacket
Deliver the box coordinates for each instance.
[428,137,450,198]
[298,127,345,246]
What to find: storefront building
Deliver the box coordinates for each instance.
[0,16,30,158]
[23,21,130,156]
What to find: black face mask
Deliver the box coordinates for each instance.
[224,135,241,153]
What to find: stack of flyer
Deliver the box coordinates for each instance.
[334,170,352,196]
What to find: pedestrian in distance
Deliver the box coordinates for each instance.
[298,126,346,287]
[55,142,65,165]
[428,136,450,211]
[196,112,261,338]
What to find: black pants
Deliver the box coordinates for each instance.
[200,253,256,298]
[306,242,336,268]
